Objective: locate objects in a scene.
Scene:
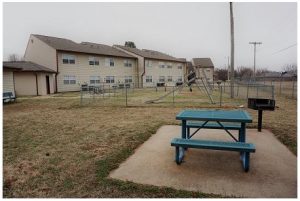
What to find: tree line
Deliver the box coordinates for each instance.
[214,64,297,81]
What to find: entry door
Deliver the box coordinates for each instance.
[46,76,50,94]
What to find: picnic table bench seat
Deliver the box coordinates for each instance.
[186,121,242,130]
[171,138,255,172]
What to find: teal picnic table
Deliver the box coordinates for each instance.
[171,109,255,172]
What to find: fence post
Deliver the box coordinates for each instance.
[80,86,83,105]
[102,83,105,98]
[172,86,175,105]
[256,85,259,98]
[272,85,275,100]
[125,86,128,107]
[219,86,223,107]
[246,82,249,99]
[108,85,111,98]
[279,78,282,95]
[236,84,239,97]
[292,79,295,98]
[132,82,134,93]
[223,81,226,92]
[93,87,95,100]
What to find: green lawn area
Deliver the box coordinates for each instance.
[3,87,297,197]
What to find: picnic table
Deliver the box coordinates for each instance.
[171,109,255,172]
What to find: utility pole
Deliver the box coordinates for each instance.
[230,2,234,98]
[249,42,262,82]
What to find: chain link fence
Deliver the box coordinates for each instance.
[240,75,297,99]
[76,77,296,108]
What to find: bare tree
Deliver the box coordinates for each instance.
[236,66,253,79]
[256,68,270,77]
[124,41,136,48]
[215,68,228,81]
[283,64,297,75]
[8,54,23,62]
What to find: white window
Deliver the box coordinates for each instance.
[167,76,172,82]
[90,76,100,84]
[159,76,165,83]
[105,76,115,83]
[178,65,183,69]
[146,76,152,83]
[89,57,99,65]
[124,59,132,67]
[177,76,183,82]
[159,62,165,68]
[146,60,152,67]
[124,76,133,83]
[206,69,211,73]
[63,75,76,84]
[167,63,172,68]
[62,54,75,64]
[105,58,114,67]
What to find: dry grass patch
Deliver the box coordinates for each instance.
[3,90,296,198]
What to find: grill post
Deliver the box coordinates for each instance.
[258,110,263,132]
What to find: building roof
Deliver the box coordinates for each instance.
[3,64,22,70]
[192,58,214,68]
[32,34,135,59]
[115,45,186,63]
[3,61,56,73]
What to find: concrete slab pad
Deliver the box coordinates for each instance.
[109,126,297,198]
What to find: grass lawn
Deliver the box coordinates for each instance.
[3,88,297,197]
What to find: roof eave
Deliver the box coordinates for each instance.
[3,66,23,71]
[116,46,185,63]
[57,49,136,59]
[144,57,186,63]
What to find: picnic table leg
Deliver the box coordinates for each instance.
[175,146,185,165]
[239,123,246,142]
[239,123,246,160]
[242,152,250,172]
[182,120,187,139]
[239,123,250,172]
[187,126,190,139]
[184,125,190,151]
[177,120,186,162]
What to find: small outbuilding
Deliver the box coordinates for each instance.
[3,61,56,97]
[192,58,214,82]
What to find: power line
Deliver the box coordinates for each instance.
[271,43,297,55]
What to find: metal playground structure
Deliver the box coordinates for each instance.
[144,67,216,104]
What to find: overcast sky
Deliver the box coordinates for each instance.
[3,2,297,71]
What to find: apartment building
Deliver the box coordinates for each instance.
[114,45,186,87]
[24,34,137,92]
[4,34,187,96]
[191,58,214,82]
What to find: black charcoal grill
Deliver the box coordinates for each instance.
[248,98,275,132]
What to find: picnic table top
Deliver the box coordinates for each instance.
[176,109,252,123]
